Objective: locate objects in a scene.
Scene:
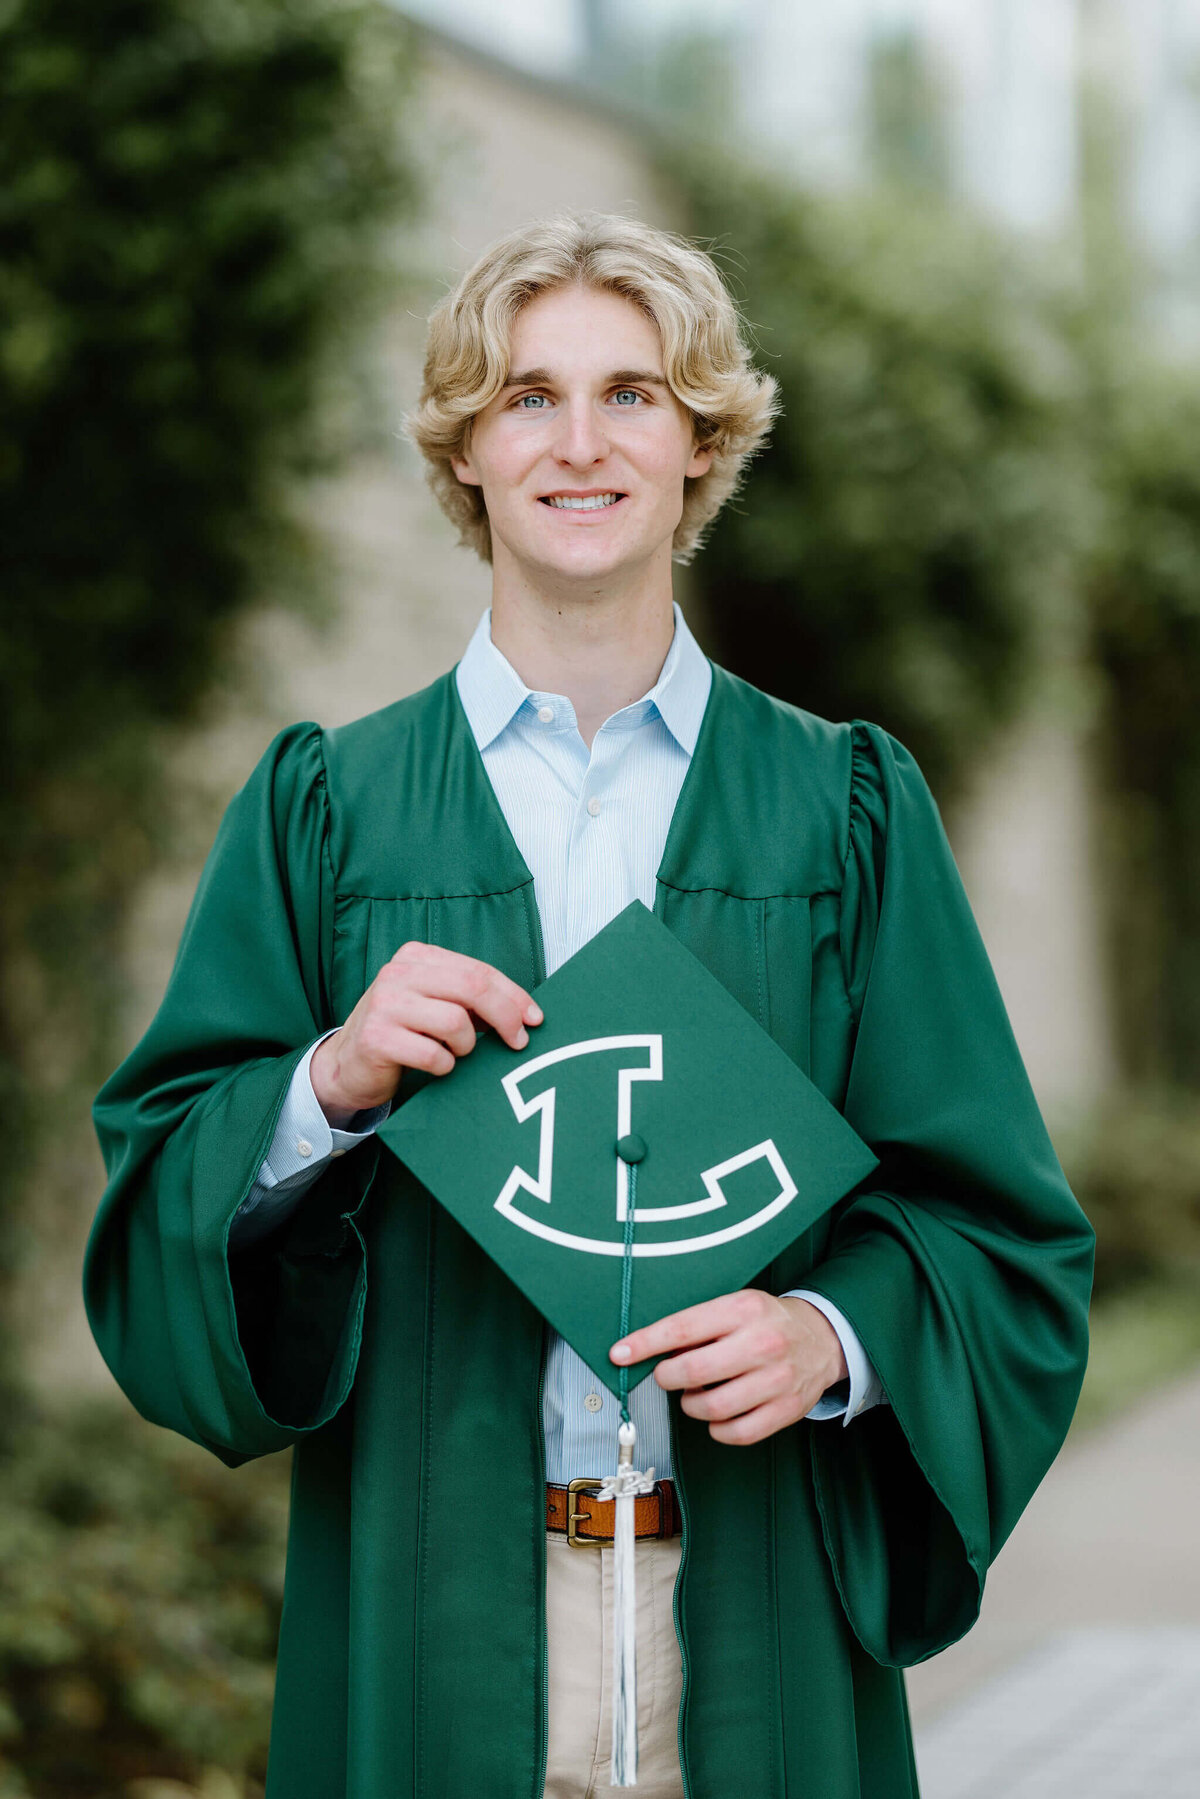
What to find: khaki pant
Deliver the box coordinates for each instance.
[543,1530,686,1799]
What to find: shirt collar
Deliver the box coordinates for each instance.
[454,600,711,756]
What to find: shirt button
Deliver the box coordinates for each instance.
[584,1392,603,1413]
[537,705,554,724]
[296,1138,313,1158]
[330,1148,346,1159]
[586,796,601,817]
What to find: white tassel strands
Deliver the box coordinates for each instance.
[596,1418,657,1786]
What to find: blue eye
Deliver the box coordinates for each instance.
[511,388,643,411]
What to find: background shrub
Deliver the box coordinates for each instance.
[0,0,422,1374]
[0,1399,289,1797]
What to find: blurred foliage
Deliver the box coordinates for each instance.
[1064,1079,1200,1431]
[657,97,1200,1088]
[1072,1279,1200,1434]
[1066,63,1200,1090]
[1060,1087,1200,1300]
[649,79,1200,1370]
[865,27,953,197]
[580,17,741,139]
[0,1397,288,1797]
[660,146,1088,799]
[1080,367,1200,1086]
[0,0,422,1368]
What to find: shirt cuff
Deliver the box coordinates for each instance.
[258,1030,390,1186]
[784,1289,887,1427]
[230,1031,390,1247]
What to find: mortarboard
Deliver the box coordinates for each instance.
[378,899,877,1393]
[377,900,878,1786]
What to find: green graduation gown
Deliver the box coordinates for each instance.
[84,660,1095,1799]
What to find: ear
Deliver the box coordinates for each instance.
[686,441,715,480]
[450,447,483,488]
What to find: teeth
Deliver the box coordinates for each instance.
[545,493,622,510]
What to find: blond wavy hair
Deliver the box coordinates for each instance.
[403,211,780,565]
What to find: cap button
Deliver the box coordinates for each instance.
[616,1133,646,1164]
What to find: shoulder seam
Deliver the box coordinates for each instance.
[307,723,339,1031]
[840,720,875,1029]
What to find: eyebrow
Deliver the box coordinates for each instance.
[501,367,670,391]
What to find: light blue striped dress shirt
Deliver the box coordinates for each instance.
[232,602,884,1479]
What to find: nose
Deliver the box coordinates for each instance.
[552,393,611,469]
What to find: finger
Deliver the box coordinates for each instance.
[706,1397,808,1448]
[388,944,543,1044]
[356,997,473,1076]
[653,1324,783,1392]
[460,975,541,1048]
[357,1024,458,1085]
[387,993,479,1060]
[678,1363,793,1422]
[611,1290,766,1367]
[388,940,542,1023]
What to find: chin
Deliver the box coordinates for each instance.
[543,549,635,584]
[509,532,639,584]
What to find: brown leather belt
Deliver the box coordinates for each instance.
[546,1478,682,1547]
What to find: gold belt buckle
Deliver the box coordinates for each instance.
[566,1477,604,1549]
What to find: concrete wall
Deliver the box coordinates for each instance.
[954,689,1118,1116]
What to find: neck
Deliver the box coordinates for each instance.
[488,551,676,748]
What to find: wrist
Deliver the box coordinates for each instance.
[309,1032,360,1131]
[781,1295,849,1392]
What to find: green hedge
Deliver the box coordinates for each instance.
[659,140,1200,1090]
[0,1399,288,1797]
[1080,365,1200,1087]
[1059,1087,1200,1300]
[662,147,1089,799]
[0,0,421,1370]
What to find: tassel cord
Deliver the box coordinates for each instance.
[618,1162,637,1424]
[597,1150,658,1785]
[610,1159,639,1784]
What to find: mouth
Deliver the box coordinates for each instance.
[537,491,628,515]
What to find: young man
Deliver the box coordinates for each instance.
[86,214,1094,1799]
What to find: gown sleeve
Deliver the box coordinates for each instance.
[83,723,377,1468]
[800,720,1095,1666]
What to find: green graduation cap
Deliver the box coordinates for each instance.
[378,900,878,1396]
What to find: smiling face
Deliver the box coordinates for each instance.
[450,283,713,595]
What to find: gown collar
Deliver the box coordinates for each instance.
[454,599,711,757]
[446,609,725,908]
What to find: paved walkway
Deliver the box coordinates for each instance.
[905,1369,1200,1795]
[913,1627,1200,1798]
